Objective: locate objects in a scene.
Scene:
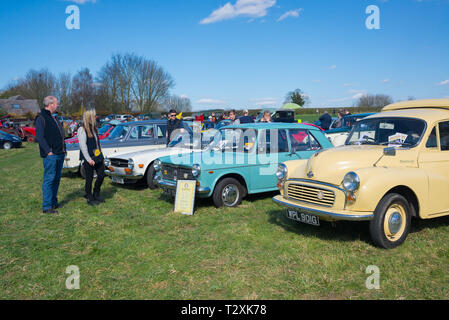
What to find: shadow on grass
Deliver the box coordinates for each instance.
[409,215,449,234]
[59,185,118,208]
[266,208,372,244]
[267,207,449,245]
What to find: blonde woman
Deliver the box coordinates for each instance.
[78,109,105,206]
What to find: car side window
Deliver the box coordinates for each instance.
[289,129,321,151]
[439,121,449,151]
[140,125,154,139]
[259,129,289,153]
[128,126,138,140]
[155,124,167,138]
[426,127,438,148]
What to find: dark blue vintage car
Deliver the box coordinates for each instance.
[0,130,22,149]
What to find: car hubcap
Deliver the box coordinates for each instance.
[4,143,11,149]
[222,184,239,207]
[384,204,406,241]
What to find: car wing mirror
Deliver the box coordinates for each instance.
[383,147,396,156]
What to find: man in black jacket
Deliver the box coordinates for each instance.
[166,109,184,145]
[319,111,332,131]
[35,96,66,214]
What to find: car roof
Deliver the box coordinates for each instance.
[383,99,449,111]
[344,112,376,118]
[117,120,166,126]
[365,108,449,124]
[224,122,322,131]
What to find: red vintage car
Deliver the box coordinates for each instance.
[65,122,116,144]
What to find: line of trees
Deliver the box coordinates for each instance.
[0,53,191,116]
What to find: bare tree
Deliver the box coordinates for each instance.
[2,69,57,107]
[98,53,174,113]
[164,95,192,112]
[72,68,95,112]
[355,94,393,108]
[56,72,72,115]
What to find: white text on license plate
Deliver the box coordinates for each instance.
[112,176,124,184]
[287,210,320,226]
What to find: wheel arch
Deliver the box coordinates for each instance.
[213,173,248,197]
[382,185,420,218]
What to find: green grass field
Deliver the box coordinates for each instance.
[1,143,449,299]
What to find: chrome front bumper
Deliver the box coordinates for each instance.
[272,195,373,221]
[105,170,144,180]
[156,179,211,195]
[63,165,79,173]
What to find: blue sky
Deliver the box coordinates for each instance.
[1,0,448,111]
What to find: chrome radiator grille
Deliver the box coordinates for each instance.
[287,183,335,207]
[110,158,129,168]
[161,164,194,181]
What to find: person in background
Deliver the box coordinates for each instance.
[78,109,106,206]
[260,111,272,123]
[35,96,66,214]
[211,112,216,123]
[239,109,254,124]
[344,108,352,116]
[229,110,240,125]
[333,110,345,128]
[166,109,184,145]
[319,111,332,130]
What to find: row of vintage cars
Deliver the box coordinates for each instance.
[63,99,449,249]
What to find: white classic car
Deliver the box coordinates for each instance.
[63,120,169,178]
[104,130,215,188]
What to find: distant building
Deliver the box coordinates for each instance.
[0,96,40,115]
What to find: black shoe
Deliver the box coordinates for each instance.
[93,192,105,203]
[53,204,59,210]
[43,209,58,214]
[87,199,100,206]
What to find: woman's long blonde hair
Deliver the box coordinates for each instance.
[83,109,97,138]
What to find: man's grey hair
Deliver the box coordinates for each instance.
[43,96,57,107]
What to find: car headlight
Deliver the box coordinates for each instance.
[192,164,201,177]
[343,172,360,192]
[104,158,110,167]
[276,163,288,181]
[154,159,161,171]
[128,159,134,170]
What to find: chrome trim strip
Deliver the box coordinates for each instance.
[272,196,373,221]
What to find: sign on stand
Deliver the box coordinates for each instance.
[174,180,196,215]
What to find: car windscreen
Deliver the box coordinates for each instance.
[107,124,130,140]
[209,128,257,152]
[346,117,426,147]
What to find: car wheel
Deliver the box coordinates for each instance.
[212,177,244,208]
[27,136,35,143]
[3,142,12,150]
[79,164,86,179]
[369,193,411,249]
[146,164,158,190]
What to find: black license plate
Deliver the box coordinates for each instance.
[287,210,320,226]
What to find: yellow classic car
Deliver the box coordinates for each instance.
[273,99,449,248]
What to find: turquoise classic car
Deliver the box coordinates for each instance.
[154,123,334,208]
